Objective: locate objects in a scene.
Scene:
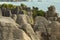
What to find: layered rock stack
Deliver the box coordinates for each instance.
[48,21,60,40]
[0,5,60,40]
[33,16,50,40]
[45,5,58,21]
[1,7,12,17]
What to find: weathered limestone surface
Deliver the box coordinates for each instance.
[11,14,17,21]
[34,16,50,40]
[1,7,12,17]
[46,6,58,21]
[48,21,60,40]
[0,17,31,40]
[0,5,60,40]
[16,14,39,40]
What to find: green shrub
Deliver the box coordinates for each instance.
[32,10,45,18]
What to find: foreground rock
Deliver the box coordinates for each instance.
[34,16,49,32]
[0,17,31,40]
[48,21,60,40]
[16,14,39,40]
[1,7,12,17]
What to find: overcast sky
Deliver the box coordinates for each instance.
[29,0,60,2]
[0,0,60,2]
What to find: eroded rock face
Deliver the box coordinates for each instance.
[34,16,50,40]
[34,16,49,32]
[1,7,12,17]
[0,17,31,40]
[26,15,34,25]
[16,14,39,40]
[11,14,17,21]
[48,21,60,40]
[45,6,58,21]
[16,14,34,26]
[0,16,39,40]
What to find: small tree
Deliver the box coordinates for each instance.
[21,3,27,7]
[32,9,45,18]
[37,10,45,16]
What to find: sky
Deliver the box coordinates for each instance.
[0,0,60,2]
[30,0,60,2]
[0,2,60,16]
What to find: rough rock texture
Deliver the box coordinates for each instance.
[34,16,50,40]
[11,14,17,21]
[34,16,49,32]
[0,8,2,16]
[57,18,60,23]
[0,15,39,40]
[47,17,57,21]
[0,17,31,40]
[48,21,60,40]
[45,5,58,21]
[16,14,39,40]
[26,15,34,25]
[1,7,12,17]
[16,14,34,26]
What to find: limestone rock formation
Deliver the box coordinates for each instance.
[16,14,34,26]
[0,8,2,16]
[34,16,49,32]
[11,14,17,21]
[0,5,60,40]
[48,21,60,40]
[45,5,58,21]
[16,14,28,26]
[0,14,39,40]
[26,9,34,25]
[16,14,39,40]
[34,16,50,40]
[1,7,12,17]
[0,17,31,40]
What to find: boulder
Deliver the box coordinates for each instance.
[34,16,49,32]
[16,14,28,26]
[16,14,33,26]
[48,21,60,40]
[47,17,57,21]
[57,18,60,23]
[34,16,50,40]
